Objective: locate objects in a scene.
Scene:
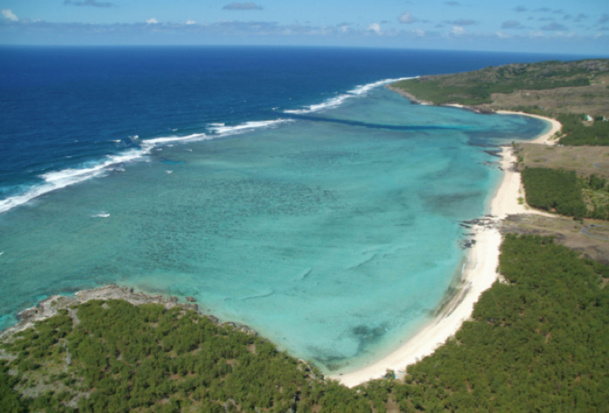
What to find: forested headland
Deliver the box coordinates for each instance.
[2,235,609,412]
[391,59,609,147]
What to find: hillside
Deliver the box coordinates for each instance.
[393,58,609,258]
[391,59,609,117]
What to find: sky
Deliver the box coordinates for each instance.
[1,0,608,55]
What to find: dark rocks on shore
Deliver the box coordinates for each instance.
[17,307,40,321]
[459,239,477,249]
[460,217,497,228]
[483,149,503,158]
[458,216,500,249]
[3,284,260,342]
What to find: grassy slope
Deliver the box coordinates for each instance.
[391,59,609,110]
[393,59,609,147]
[395,58,609,239]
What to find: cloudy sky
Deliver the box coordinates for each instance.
[1,0,608,55]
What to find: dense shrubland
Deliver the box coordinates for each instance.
[556,114,609,146]
[389,235,609,411]
[391,60,607,106]
[2,235,609,412]
[521,167,609,220]
[521,167,588,219]
[392,59,609,147]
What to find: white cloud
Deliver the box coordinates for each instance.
[496,31,510,39]
[451,25,465,35]
[367,22,381,35]
[223,2,263,10]
[64,0,114,7]
[146,18,158,25]
[399,11,416,24]
[2,9,18,22]
[412,28,425,37]
[186,20,196,25]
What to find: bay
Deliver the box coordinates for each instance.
[0,46,571,371]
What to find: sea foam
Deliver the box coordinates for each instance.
[0,134,210,214]
[284,77,414,114]
[0,119,297,214]
[0,77,411,215]
[207,119,291,136]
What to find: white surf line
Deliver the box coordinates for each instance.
[284,76,415,115]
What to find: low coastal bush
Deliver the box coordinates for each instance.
[521,167,588,219]
[0,300,372,412]
[558,114,609,146]
[521,167,609,219]
[391,60,601,107]
[581,174,609,220]
[378,234,609,411]
[2,235,609,411]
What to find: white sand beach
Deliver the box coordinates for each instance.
[331,112,562,388]
[496,111,561,145]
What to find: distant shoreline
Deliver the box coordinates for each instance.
[329,98,562,387]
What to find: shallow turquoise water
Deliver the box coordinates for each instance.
[0,87,546,372]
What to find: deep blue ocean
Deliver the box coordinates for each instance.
[0,46,590,372]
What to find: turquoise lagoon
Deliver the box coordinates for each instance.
[0,86,547,372]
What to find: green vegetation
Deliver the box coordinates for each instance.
[521,167,587,219]
[391,59,609,146]
[521,167,609,220]
[390,234,609,411]
[391,60,607,106]
[508,105,549,116]
[2,236,609,411]
[557,114,609,146]
[0,301,373,412]
[581,174,609,220]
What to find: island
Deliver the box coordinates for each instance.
[2,59,609,412]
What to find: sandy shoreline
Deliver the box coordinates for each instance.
[0,107,563,389]
[330,111,561,387]
[496,110,561,145]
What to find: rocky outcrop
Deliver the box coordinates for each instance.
[1,285,207,340]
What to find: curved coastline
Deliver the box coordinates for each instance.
[329,108,562,387]
[0,94,564,389]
